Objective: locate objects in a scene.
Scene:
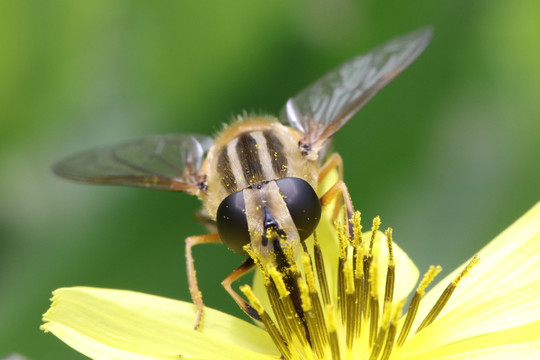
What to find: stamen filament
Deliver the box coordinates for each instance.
[337,256,346,323]
[266,279,294,342]
[308,288,330,356]
[396,265,441,346]
[353,245,365,341]
[369,302,392,360]
[362,254,372,319]
[314,237,331,305]
[325,304,341,360]
[240,285,291,359]
[368,257,380,347]
[240,214,463,360]
[382,228,395,319]
[336,220,349,324]
[416,255,479,332]
[369,295,380,347]
[379,321,397,360]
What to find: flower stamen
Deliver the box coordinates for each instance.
[396,265,442,346]
[325,304,341,360]
[240,285,291,359]
[313,235,332,306]
[242,211,479,360]
[369,258,380,347]
[416,254,480,333]
[351,211,363,246]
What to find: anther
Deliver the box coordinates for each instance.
[302,254,317,292]
[268,265,290,298]
[240,284,264,314]
[369,216,381,252]
[336,221,348,259]
[351,211,363,245]
[298,278,312,313]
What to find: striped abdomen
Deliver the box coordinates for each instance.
[217,130,289,191]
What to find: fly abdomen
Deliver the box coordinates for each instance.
[216,128,292,195]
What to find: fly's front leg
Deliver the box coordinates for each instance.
[185,233,221,330]
[319,179,355,238]
[221,258,261,321]
[318,153,350,224]
[319,152,344,185]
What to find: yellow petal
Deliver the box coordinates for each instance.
[42,287,279,360]
[401,201,540,356]
[398,320,540,359]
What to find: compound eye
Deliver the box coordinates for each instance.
[216,191,250,254]
[276,177,321,241]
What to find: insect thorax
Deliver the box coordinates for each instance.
[201,116,318,219]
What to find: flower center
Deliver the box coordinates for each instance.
[240,211,479,360]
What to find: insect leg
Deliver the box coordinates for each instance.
[221,258,262,321]
[318,153,346,224]
[319,152,344,183]
[319,179,355,238]
[185,233,221,330]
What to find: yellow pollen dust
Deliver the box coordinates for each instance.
[241,211,479,360]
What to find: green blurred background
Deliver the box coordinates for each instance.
[0,0,539,358]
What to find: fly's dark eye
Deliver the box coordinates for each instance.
[276,177,321,241]
[216,191,250,254]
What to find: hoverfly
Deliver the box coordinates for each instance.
[54,28,432,329]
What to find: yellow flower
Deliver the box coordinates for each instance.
[42,201,540,359]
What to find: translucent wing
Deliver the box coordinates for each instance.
[280,27,433,158]
[53,134,213,194]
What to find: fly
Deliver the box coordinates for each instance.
[53,28,433,329]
